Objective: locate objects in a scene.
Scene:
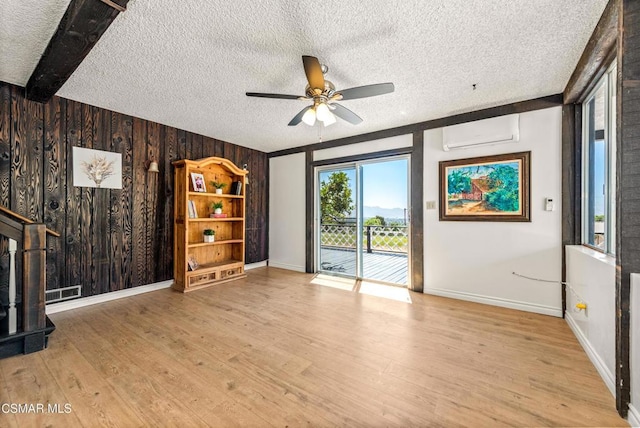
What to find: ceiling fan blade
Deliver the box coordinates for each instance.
[302,55,325,93]
[246,92,305,100]
[331,103,363,125]
[337,82,395,100]
[288,106,313,126]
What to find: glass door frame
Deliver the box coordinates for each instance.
[315,162,359,279]
[314,154,411,286]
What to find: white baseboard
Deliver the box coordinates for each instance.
[46,262,267,315]
[267,261,306,273]
[245,261,267,270]
[628,404,640,427]
[565,312,616,397]
[423,287,562,317]
[45,280,174,315]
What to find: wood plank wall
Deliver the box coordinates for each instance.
[616,0,640,415]
[0,81,268,299]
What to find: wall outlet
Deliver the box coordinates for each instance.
[426,201,436,210]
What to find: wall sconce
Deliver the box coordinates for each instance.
[147,160,159,173]
[242,163,249,184]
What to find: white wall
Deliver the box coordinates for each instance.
[631,273,640,426]
[564,245,616,396]
[268,152,306,272]
[313,134,413,161]
[423,107,563,316]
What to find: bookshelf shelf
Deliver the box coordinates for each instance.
[188,239,244,248]
[188,192,244,199]
[187,217,243,222]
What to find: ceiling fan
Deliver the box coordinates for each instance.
[246,55,394,127]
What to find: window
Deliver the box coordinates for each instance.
[582,61,616,254]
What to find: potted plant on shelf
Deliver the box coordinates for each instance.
[210,201,224,216]
[203,229,215,243]
[210,181,226,194]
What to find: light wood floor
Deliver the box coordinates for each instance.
[0,267,628,427]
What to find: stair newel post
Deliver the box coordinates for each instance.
[22,224,46,332]
[8,238,17,335]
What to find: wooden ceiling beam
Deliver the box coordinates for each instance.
[564,0,619,104]
[25,0,129,103]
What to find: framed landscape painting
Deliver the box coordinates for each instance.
[439,151,530,222]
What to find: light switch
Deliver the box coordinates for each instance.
[545,198,555,211]
[426,201,436,210]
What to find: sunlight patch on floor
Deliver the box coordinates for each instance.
[311,274,357,291]
[358,281,412,303]
[310,274,411,304]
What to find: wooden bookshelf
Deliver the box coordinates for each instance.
[172,157,248,292]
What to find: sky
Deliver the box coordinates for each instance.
[363,159,408,209]
[593,140,605,216]
[319,158,408,212]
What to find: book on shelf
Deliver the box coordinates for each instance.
[211,213,228,218]
[188,200,198,218]
[230,181,243,195]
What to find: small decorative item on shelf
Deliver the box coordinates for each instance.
[210,181,226,194]
[187,255,199,271]
[211,201,224,215]
[191,173,206,192]
[203,229,215,243]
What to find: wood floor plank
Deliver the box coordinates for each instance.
[0,267,628,427]
[0,350,83,427]
[55,310,219,427]
[0,384,19,427]
[40,330,147,427]
[92,296,308,426]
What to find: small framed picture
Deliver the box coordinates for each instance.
[187,255,199,271]
[190,172,206,192]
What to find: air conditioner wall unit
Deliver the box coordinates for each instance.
[442,114,520,151]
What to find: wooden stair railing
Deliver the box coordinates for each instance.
[0,206,56,357]
[0,205,60,237]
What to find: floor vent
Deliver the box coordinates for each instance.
[45,285,82,303]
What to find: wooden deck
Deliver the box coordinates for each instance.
[320,247,408,285]
[0,267,626,427]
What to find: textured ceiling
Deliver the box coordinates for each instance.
[2,1,607,153]
[0,0,71,86]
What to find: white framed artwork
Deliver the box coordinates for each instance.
[72,147,122,189]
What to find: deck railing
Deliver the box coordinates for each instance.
[320,223,408,253]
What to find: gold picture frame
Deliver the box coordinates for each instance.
[439,151,531,222]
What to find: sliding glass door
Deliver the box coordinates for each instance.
[317,166,357,276]
[316,156,409,286]
[359,159,409,285]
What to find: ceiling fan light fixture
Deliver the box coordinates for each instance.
[322,111,336,126]
[247,55,394,127]
[301,108,316,126]
[315,102,331,122]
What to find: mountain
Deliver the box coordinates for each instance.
[363,206,406,220]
